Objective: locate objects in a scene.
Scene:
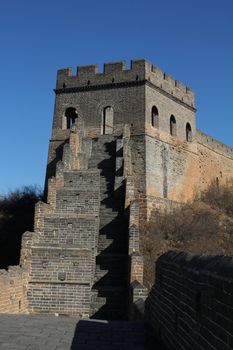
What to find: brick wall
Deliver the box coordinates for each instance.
[147,251,233,350]
[128,201,148,320]
[26,124,101,317]
[0,267,28,313]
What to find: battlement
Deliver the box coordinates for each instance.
[196,129,233,159]
[56,59,195,108]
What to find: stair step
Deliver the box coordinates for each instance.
[93,253,127,284]
[93,268,126,286]
[91,286,127,320]
[88,136,129,320]
[97,236,128,253]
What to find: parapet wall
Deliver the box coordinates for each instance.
[197,129,233,159]
[147,251,233,350]
[55,59,194,108]
[0,266,28,313]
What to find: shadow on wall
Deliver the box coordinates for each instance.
[89,138,129,320]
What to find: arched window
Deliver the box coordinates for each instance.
[151,106,159,128]
[102,106,113,134]
[170,115,176,136]
[65,107,78,129]
[186,123,192,142]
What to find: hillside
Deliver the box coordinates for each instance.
[142,180,233,289]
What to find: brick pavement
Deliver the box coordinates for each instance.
[0,314,162,350]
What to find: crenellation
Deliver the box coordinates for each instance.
[103,61,126,73]
[55,59,194,107]
[131,58,150,73]
[197,129,233,159]
[77,64,98,76]
[56,68,72,89]
[57,67,72,78]
[147,64,195,107]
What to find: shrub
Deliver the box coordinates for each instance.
[0,185,42,268]
[201,179,233,216]
[142,181,233,289]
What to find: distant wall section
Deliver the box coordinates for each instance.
[144,130,233,221]
[197,130,233,192]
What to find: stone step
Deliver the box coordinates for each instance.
[92,135,116,142]
[91,286,127,320]
[93,263,126,286]
[97,238,128,254]
[93,254,127,285]
[100,207,124,215]
[99,215,127,228]
[89,159,116,167]
[98,219,128,252]
[95,253,128,263]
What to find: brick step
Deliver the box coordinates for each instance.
[89,149,116,157]
[97,237,128,254]
[89,152,115,157]
[91,138,117,147]
[89,138,117,171]
[100,204,125,215]
[98,224,128,237]
[94,254,127,286]
[95,252,128,262]
[89,162,116,170]
[99,177,115,183]
[93,263,126,286]
[101,181,124,190]
[99,206,124,216]
[90,145,116,153]
[92,135,116,141]
[99,184,115,192]
[99,174,115,180]
[99,215,127,228]
[100,206,124,215]
[89,156,114,161]
[91,286,127,320]
[99,223,128,236]
[99,223,128,235]
[99,207,123,215]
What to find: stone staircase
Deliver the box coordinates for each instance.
[89,135,129,320]
[26,124,102,317]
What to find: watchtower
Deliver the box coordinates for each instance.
[46,59,197,213]
[23,59,233,319]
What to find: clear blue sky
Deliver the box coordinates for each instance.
[0,0,232,194]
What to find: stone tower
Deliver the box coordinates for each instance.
[20,59,233,319]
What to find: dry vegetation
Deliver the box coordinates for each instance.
[0,186,42,269]
[142,180,233,289]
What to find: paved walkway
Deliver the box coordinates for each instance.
[0,314,162,350]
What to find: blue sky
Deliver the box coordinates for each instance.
[0,0,232,194]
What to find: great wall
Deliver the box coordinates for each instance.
[1,59,233,349]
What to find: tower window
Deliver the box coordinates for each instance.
[102,106,114,135]
[170,115,177,136]
[151,106,159,128]
[65,107,78,129]
[186,123,192,142]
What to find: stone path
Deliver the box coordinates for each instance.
[0,314,162,350]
